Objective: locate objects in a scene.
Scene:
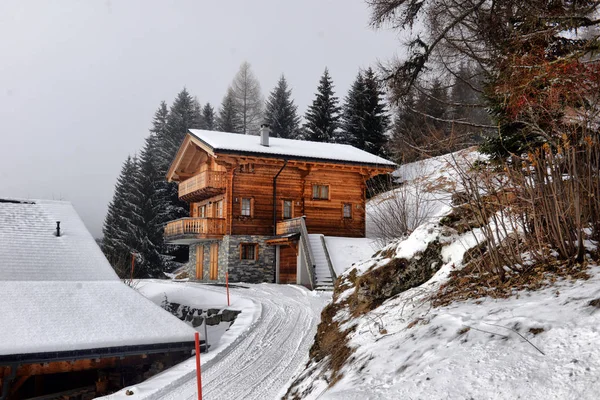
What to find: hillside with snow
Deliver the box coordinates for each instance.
[284,149,600,400]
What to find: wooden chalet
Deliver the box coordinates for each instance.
[165,127,396,288]
[0,199,196,400]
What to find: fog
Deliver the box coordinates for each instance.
[0,0,399,237]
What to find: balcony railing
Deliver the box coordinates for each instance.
[178,170,227,201]
[276,216,304,235]
[164,217,226,243]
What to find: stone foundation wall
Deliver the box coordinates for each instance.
[185,235,275,284]
[226,235,275,283]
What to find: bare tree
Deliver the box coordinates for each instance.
[368,0,600,156]
[229,61,264,135]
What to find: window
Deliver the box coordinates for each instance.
[312,184,329,200]
[240,243,258,260]
[199,205,206,218]
[215,201,223,218]
[240,163,254,173]
[283,200,293,219]
[343,203,352,219]
[241,198,252,216]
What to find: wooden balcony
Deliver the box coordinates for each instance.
[178,170,227,202]
[276,217,305,235]
[164,217,226,244]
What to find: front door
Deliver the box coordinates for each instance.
[279,245,297,284]
[209,243,219,280]
[195,245,204,280]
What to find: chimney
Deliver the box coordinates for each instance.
[260,123,270,147]
[56,221,61,237]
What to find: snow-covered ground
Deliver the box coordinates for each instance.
[286,149,600,399]
[322,263,600,400]
[324,236,380,275]
[102,281,330,400]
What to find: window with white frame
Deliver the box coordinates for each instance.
[283,200,293,219]
[312,184,329,200]
[343,203,352,219]
[241,198,252,216]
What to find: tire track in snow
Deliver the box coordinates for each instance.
[157,284,329,400]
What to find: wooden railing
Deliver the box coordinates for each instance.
[276,217,304,235]
[178,170,227,199]
[164,217,226,238]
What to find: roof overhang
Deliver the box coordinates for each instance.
[0,341,197,366]
[166,134,216,182]
[266,233,301,245]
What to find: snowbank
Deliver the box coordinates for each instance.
[324,236,380,275]
[101,280,260,400]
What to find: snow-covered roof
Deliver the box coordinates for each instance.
[0,198,195,356]
[188,129,396,167]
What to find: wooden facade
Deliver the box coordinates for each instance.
[164,131,395,285]
[165,134,394,242]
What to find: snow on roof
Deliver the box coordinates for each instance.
[188,129,396,167]
[0,199,195,356]
[0,199,118,281]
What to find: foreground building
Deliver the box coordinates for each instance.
[164,127,395,288]
[0,199,196,399]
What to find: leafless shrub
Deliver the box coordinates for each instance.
[447,128,600,282]
[448,156,527,281]
[511,133,600,263]
[367,165,438,245]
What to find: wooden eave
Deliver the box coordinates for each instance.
[265,233,300,245]
[166,135,217,182]
[215,152,395,178]
[215,149,395,172]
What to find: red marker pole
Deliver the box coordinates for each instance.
[194,332,203,400]
[226,272,230,306]
[130,253,135,282]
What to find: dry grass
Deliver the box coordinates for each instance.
[434,256,590,307]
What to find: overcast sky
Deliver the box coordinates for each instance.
[0,0,399,238]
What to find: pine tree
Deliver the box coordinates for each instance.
[201,103,216,130]
[303,68,341,142]
[217,87,242,132]
[229,61,264,134]
[192,96,204,130]
[131,135,168,278]
[340,68,390,156]
[361,68,390,156]
[264,75,301,139]
[161,89,196,222]
[102,155,140,277]
[339,71,366,146]
[160,88,196,172]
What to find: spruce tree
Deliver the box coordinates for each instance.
[303,68,341,142]
[102,155,140,277]
[192,96,204,130]
[131,135,169,278]
[217,87,242,133]
[159,88,196,172]
[361,68,390,156]
[340,68,390,156]
[201,103,216,130]
[339,71,366,146]
[264,75,301,139]
[161,89,196,222]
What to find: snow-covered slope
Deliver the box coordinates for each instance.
[283,150,600,400]
[366,147,482,238]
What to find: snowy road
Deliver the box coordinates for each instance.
[154,283,329,400]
